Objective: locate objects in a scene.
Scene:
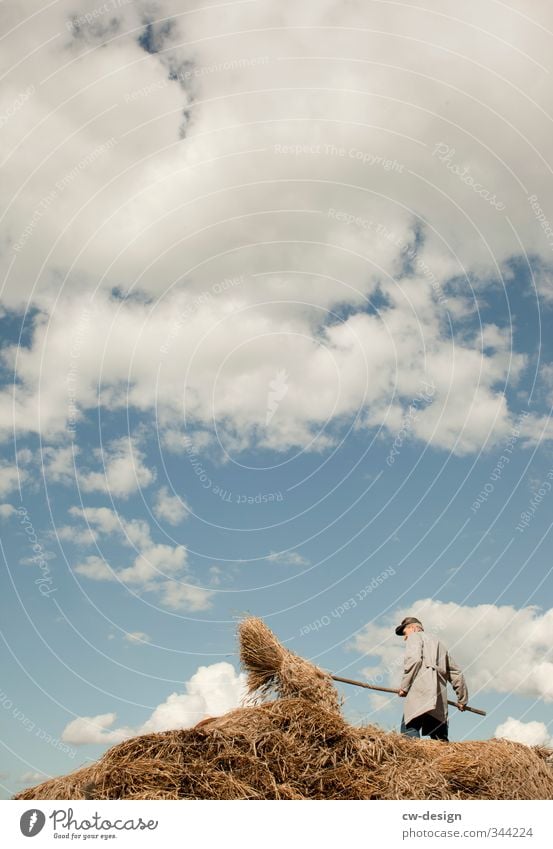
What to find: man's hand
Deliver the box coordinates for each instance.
[398,689,407,698]
[457,702,466,711]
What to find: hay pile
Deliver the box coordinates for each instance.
[14,617,553,800]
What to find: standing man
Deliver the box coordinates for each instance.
[396,616,468,742]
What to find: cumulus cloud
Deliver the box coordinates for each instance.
[352,600,553,703]
[208,566,223,586]
[0,504,16,520]
[2,285,536,456]
[495,717,552,747]
[124,631,151,643]
[16,448,33,465]
[19,771,47,784]
[67,504,212,611]
[539,363,553,406]
[79,437,155,498]
[55,523,95,546]
[73,555,116,582]
[0,463,24,497]
[69,505,149,546]
[42,445,77,486]
[266,550,309,566]
[140,662,247,733]
[157,580,213,612]
[1,0,552,458]
[62,712,134,746]
[153,485,189,525]
[4,0,553,305]
[61,661,247,745]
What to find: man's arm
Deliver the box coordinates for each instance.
[447,653,468,707]
[399,633,423,694]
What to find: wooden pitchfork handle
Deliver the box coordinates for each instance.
[330,674,487,716]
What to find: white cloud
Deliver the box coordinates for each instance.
[79,437,155,499]
[42,445,77,485]
[73,555,116,582]
[0,463,24,497]
[157,579,213,611]
[208,566,223,586]
[67,505,212,610]
[0,504,16,520]
[1,1,552,457]
[3,288,535,457]
[517,413,553,448]
[62,712,134,746]
[161,429,214,456]
[124,631,151,644]
[55,523,94,546]
[352,600,553,703]
[117,542,187,584]
[266,550,309,566]
[4,0,553,310]
[153,485,189,525]
[19,771,47,784]
[495,717,552,747]
[16,449,33,465]
[540,364,553,405]
[140,662,247,733]
[61,662,247,745]
[68,505,151,548]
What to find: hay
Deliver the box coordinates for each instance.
[14,616,553,801]
[239,616,341,710]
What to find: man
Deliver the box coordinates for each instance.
[395,616,468,742]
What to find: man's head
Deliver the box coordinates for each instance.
[395,616,423,638]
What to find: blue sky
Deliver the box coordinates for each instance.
[1,0,553,799]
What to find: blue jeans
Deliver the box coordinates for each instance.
[401,713,449,741]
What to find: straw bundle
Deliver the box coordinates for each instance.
[238,616,341,710]
[14,616,553,801]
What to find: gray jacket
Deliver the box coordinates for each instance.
[400,631,468,725]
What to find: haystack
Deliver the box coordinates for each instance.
[14,617,553,800]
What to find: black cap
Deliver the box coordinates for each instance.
[395,616,423,636]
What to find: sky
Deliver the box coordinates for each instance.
[1,0,553,799]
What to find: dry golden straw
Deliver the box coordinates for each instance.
[15,617,553,800]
